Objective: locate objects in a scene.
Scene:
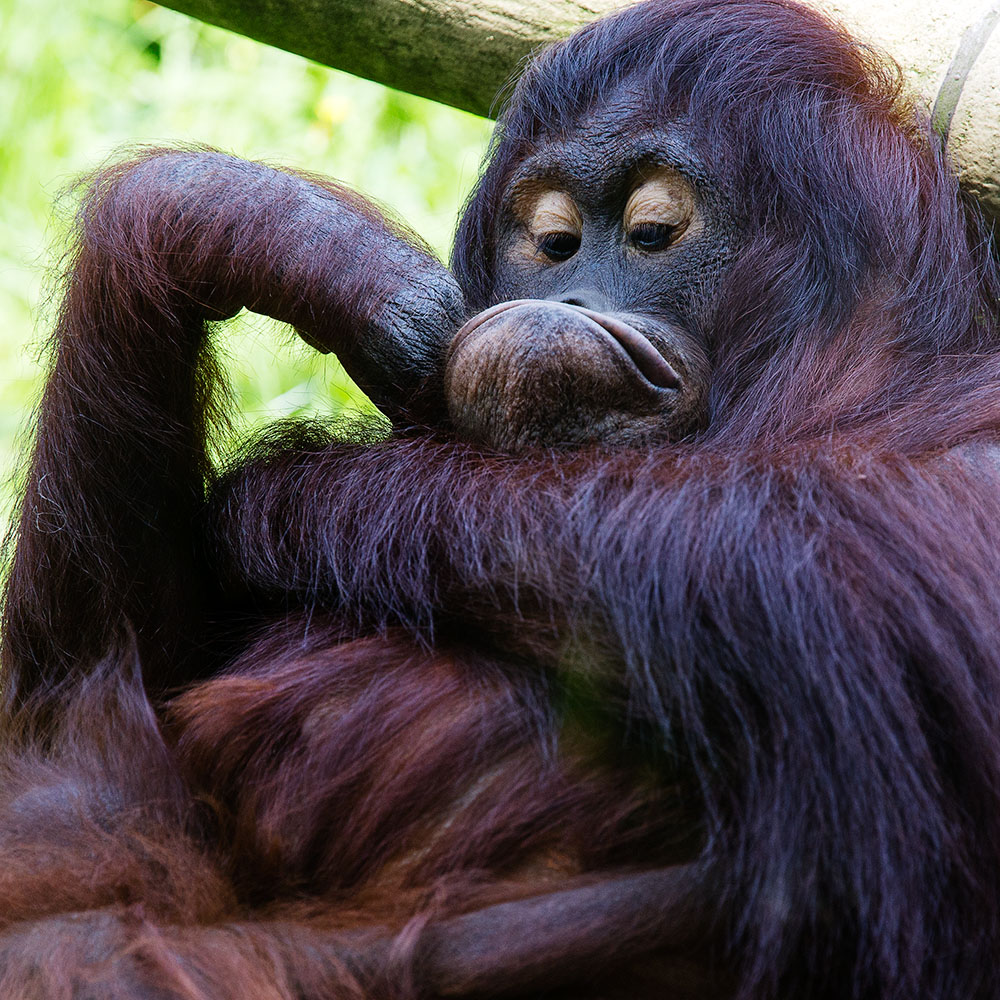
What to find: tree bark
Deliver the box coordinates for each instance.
[156,0,628,119]
[154,0,1000,219]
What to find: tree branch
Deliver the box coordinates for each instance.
[155,0,628,120]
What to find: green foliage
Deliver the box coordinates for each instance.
[0,0,493,524]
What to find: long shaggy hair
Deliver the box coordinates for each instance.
[1,1,999,998]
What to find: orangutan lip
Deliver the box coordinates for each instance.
[569,306,681,390]
[451,299,681,391]
[450,299,536,356]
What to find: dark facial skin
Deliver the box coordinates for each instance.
[444,102,737,452]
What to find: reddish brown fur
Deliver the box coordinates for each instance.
[0,630,715,998]
[3,1,1000,997]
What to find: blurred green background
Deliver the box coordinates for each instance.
[0,0,493,530]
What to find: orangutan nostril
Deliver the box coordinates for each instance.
[555,289,610,313]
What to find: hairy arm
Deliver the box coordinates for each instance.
[1,150,464,705]
[208,433,1000,993]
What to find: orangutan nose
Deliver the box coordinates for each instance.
[554,289,611,313]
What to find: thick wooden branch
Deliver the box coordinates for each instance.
[156,0,628,119]
[155,0,1000,218]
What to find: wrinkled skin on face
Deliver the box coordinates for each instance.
[444,102,737,451]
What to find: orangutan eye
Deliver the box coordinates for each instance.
[623,168,699,254]
[629,222,677,252]
[538,231,582,261]
[516,189,583,264]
